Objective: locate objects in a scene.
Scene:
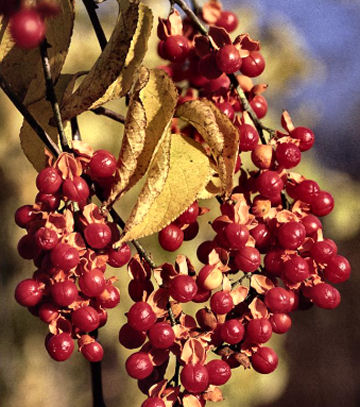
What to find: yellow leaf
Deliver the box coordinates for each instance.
[20,74,75,172]
[60,1,153,121]
[118,134,212,244]
[0,0,75,104]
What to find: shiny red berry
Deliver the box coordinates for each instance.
[264,287,291,313]
[169,275,198,303]
[126,352,154,379]
[311,191,334,217]
[197,240,216,264]
[176,201,199,225]
[46,332,74,361]
[81,340,104,362]
[36,167,62,194]
[234,247,261,273]
[270,313,292,334]
[216,10,238,32]
[206,359,231,385]
[221,319,245,344]
[107,243,131,267]
[295,180,320,204]
[10,9,46,49]
[264,249,284,276]
[210,291,234,315]
[158,224,184,252]
[17,234,41,259]
[238,123,259,151]
[96,284,120,308]
[310,239,337,263]
[246,318,272,344]
[180,363,209,394]
[84,223,112,249]
[89,149,117,179]
[15,279,43,307]
[141,397,165,407]
[250,95,268,119]
[15,205,37,228]
[277,221,306,250]
[216,44,242,74]
[163,35,189,62]
[283,255,310,283]
[50,243,80,271]
[302,215,322,236]
[38,302,59,323]
[240,51,265,77]
[71,306,100,332]
[323,255,351,284]
[148,322,175,349]
[291,127,315,151]
[216,102,235,121]
[275,142,301,169]
[51,280,78,306]
[224,223,249,249]
[35,227,59,251]
[79,269,106,297]
[35,192,60,211]
[310,283,341,309]
[128,301,157,331]
[62,176,90,204]
[257,171,284,198]
[251,347,278,374]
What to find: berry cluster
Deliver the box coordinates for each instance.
[14,143,131,362]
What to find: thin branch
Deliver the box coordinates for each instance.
[0,71,60,157]
[82,0,107,51]
[173,0,208,35]
[91,107,125,124]
[71,117,82,141]
[39,39,69,152]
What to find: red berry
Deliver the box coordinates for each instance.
[264,287,291,313]
[176,201,199,225]
[216,10,238,32]
[141,397,165,407]
[15,205,37,228]
[96,284,120,308]
[277,221,306,250]
[310,283,341,309]
[119,323,147,349]
[216,102,235,121]
[283,255,310,284]
[221,319,245,344]
[180,363,209,394]
[197,264,223,291]
[158,224,184,252]
[198,53,223,80]
[51,280,78,307]
[15,279,43,307]
[197,241,216,264]
[323,255,351,284]
[210,291,234,315]
[291,127,315,151]
[183,221,199,241]
[250,223,272,251]
[264,249,284,277]
[169,275,198,303]
[302,215,322,236]
[128,279,154,303]
[270,313,292,334]
[203,73,230,93]
[46,333,74,361]
[311,191,334,217]
[240,51,265,77]
[250,95,268,119]
[246,318,272,344]
[89,149,117,179]
[206,359,231,385]
[224,223,249,249]
[238,123,259,151]
[81,340,104,362]
[36,167,62,194]
[38,302,59,323]
[216,44,242,74]
[10,9,46,49]
[126,352,154,379]
[148,322,175,349]
[275,142,301,169]
[295,180,320,204]
[35,227,59,251]
[107,243,131,267]
[84,223,112,249]
[251,347,278,374]
[163,35,189,62]
[79,269,106,297]
[234,247,261,273]
[257,171,284,198]
[128,301,157,331]
[62,176,90,204]
[35,192,61,211]
[310,239,337,263]
[50,243,80,271]
[17,234,41,259]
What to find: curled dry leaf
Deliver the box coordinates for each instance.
[147,288,169,318]
[230,285,249,305]
[281,110,295,133]
[106,68,178,206]
[117,135,212,244]
[60,1,153,121]
[204,386,224,402]
[248,297,269,319]
[183,394,203,407]
[0,0,75,104]
[181,338,206,365]
[250,274,275,295]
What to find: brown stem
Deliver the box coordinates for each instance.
[71,117,82,141]
[39,39,69,152]
[91,107,125,124]
[82,0,107,51]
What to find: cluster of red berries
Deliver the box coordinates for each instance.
[14,144,132,362]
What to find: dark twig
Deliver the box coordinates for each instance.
[39,39,69,152]
[71,117,82,141]
[91,107,125,124]
[173,0,208,35]
[82,0,107,51]
[90,361,106,407]
[0,71,60,157]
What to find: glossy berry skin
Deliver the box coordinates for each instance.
[17,234,41,259]
[199,53,222,79]
[36,167,62,194]
[210,291,234,315]
[302,215,322,236]
[323,255,351,284]
[119,323,147,349]
[275,142,301,169]
[15,205,37,228]
[310,283,341,309]
[224,223,249,249]
[15,279,43,307]
[38,302,59,324]
[246,318,272,344]
[84,223,112,249]
[96,284,120,308]
[257,171,284,199]
[277,221,306,250]
[126,352,154,379]
[250,95,268,119]
[62,176,90,204]
[71,306,100,332]
[163,35,189,62]
[169,275,198,303]
[36,192,61,211]
[216,102,235,121]
[216,44,242,74]
[10,9,46,49]
[216,11,238,32]
[180,363,209,394]
[283,255,310,283]
[310,239,337,263]
[141,397,166,407]
[270,313,292,334]
[264,249,284,277]
[206,359,231,386]
[51,280,78,307]
[311,191,334,217]
[251,347,278,374]
[234,247,261,273]
[50,243,80,271]
[81,341,104,362]
[158,224,184,252]
[240,51,265,77]
[251,223,272,251]
[107,243,131,267]
[197,264,223,291]
[176,201,199,225]
[197,241,216,264]
[264,287,291,313]
[79,269,106,297]
[46,333,74,362]
[128,301,157,332]
[183,221,199,241]
[88,150,117,179]
[221,319,245,344]
[238,123,259,151]
[295,180,320,204]
[35,227,59,251]
[291,127,315,151]
[148,322,175,349]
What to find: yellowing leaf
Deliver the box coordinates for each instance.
[60,1,153,121]
[0,0,75,104]
[118,134,212,244]
[20,75,75,172]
